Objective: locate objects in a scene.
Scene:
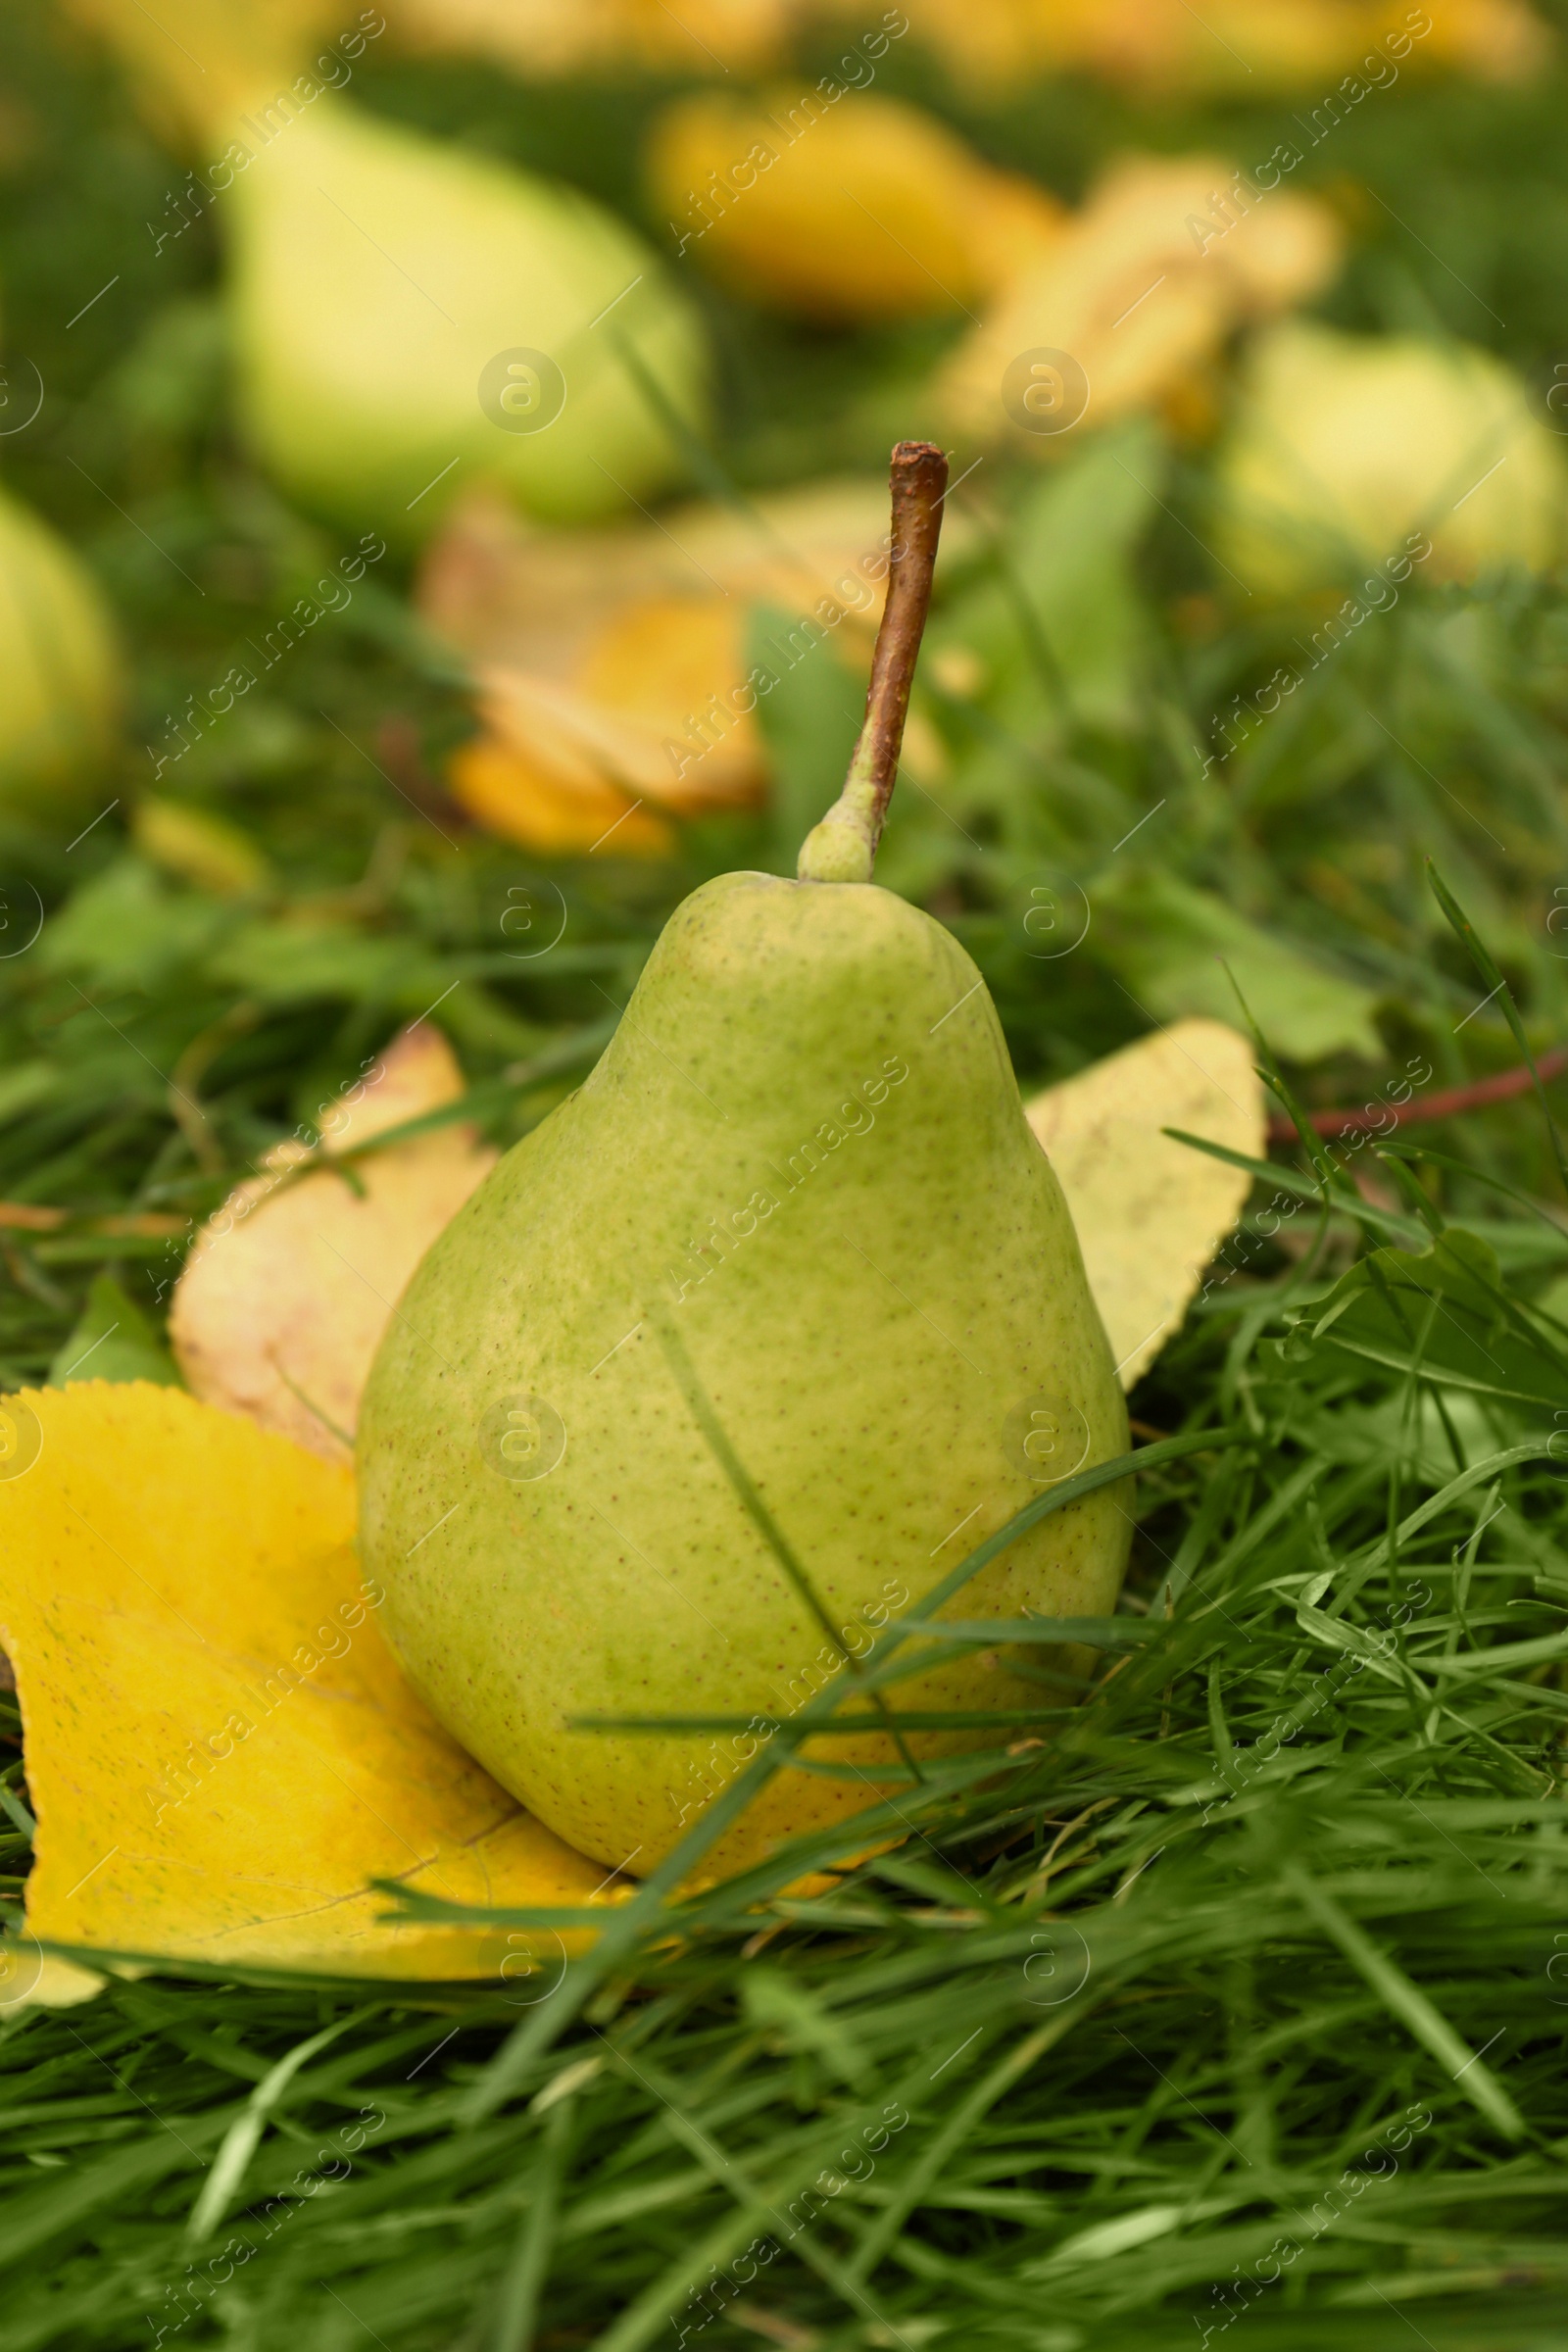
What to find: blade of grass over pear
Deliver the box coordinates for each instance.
[651,1303,928,1780]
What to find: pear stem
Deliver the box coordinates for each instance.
[796,440,949,884]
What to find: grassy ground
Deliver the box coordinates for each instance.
[4,8,1568,2347]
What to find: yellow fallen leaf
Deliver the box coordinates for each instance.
[645,86,1064,321]
[170,1022,496,1464]
[1026,1018,1264,1387]
[967,169,1073,293]
[448,732,677,858]
[0,1944,108,2013]
[941,152,1341,450]
[419,474,901,676]
[420,480,953,848]
[472,610,759,809]
[0,1383,612,1979]
[384,0,792,77]
[882,0,1548,97]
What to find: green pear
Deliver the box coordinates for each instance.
[224,101,709,541]
[1216,321,1567,592]
[0,486,121,817]
[359,446,1130,1878]
[62,0,708,541]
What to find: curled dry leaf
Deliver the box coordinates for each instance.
[171,1023,495,1464]
[419,480,963,854]
[942,153,1342,449]
[1026,1017,1264,1388]
[0,1384,613,1982]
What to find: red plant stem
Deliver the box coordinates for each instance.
[1266,1047,1568,1145]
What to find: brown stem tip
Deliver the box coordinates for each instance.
[796,440,949,885]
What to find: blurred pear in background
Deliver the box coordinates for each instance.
[62,0,710,541]
[1214,323,1568,592]
[226,103,708,539]
[870,0,1548,97]
[0,487,122,818]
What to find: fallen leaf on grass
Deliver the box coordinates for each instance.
[384,0,793,78]
[645,85,1065,320]
[2,1031,1266,1995]
[1026,1017,1265,1387]
[170,1022,496,1464]
[0,1937,107,2013]
[942,153,1341,450]
[419,480,963,854]
[890,0,1549,97]
[0,1383,613,1985]
[0,1946,108,2015]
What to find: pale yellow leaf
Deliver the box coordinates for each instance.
[942,153,1341,448]
[885,0,1549,98]
[384,0,792,78]
[0,1944,108,2013]
[1026,1018,1264,1387]
[417,479,971,838]
[170,1022,496,1463]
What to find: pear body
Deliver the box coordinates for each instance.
[225,102,708,539]
[0,488,120,815]
[359,874,1129,1876]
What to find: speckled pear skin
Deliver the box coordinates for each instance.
[358,872,1130,1878]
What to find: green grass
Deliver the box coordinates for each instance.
[8,1234,1568,2351]
[5,5,1568,2345]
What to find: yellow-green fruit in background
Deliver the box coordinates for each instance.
[0,487,121,817]
[226,102,709,539]
[358,873,1131,1880]
[1214,321,1568,591]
